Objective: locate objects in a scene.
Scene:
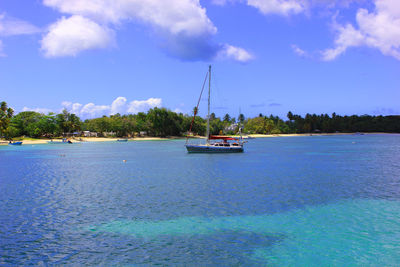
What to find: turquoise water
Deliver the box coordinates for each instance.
[1,135,400,265]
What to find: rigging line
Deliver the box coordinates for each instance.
[186,70,209,144]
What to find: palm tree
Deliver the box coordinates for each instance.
[0,101,14,135]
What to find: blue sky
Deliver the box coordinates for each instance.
[0,0,399,119]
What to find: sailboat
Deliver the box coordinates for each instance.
[185,65,244,153]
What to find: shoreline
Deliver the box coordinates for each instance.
[1,137,184,145]
[1,132,398,145]
[246,132,400,138]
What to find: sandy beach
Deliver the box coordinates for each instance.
[246,133,354,138]
[246,132,398,138]
[2,132,396,145]
[1,137,182,145]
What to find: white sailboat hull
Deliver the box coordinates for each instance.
[185,144,243,153]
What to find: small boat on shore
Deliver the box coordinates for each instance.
[8,141,23,146]
[48,138,73,144]
[117,139,128,142]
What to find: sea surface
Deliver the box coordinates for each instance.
[1,135,400,266]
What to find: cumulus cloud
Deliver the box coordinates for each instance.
[212,0,308,15]
[305,0,366,10]
[43,0,216,36]
[211,0,230,5]
[0,13,41,36]
[59,97,163,118]
[61,101,72,110]
[61,101,82,114]
[291,44,307,57]
[41,0,252,62]
[127,98,162,114]
[247,0,307,16]
[218,44,254,62]
[321,23,364,60]
[80,103,111,118]
[110,96,127,115]
[322,0,400,61]
[173,108,183,113]
[41,15,114,57]
[22,106,53,114]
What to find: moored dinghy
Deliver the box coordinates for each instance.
[48,138,73,144]
[185,65,244,153]
[8,141,23,145]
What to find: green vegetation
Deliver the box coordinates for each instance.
[9,110,82,138]
[1,100,400,139]
[0,101,15,139]
[286,112,400,133]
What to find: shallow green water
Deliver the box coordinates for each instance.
[91,199,400,265]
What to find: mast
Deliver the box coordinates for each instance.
[239,107,243,142]
[206,65,211,145]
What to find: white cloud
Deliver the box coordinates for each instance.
[61,101,84,114]
[22,107,53,114]
[322,0,400,61]
[0,13,41,36]
[321,23,364,60]
[80,102,111,118]
[0,13,40,56]
[218,44,254,62]
[291,44,307,57]
[173,108,184,113]
[43,0,216,37]
[41,15,114,57]
[308,0,366,9]
[127,98,162,114]
[62,100,109,118]
[21,97,164,118]
[59,97,163,118]
[42,0,252,62]
[247,0,307,16]
[61,101,72,109]
[211,0,230,5]
[110,96,127,115]
[43,0,121,23]
[71,103,83,114]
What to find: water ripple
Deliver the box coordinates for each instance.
[1,135,400,265]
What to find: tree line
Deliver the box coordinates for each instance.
[1,101,399,139]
